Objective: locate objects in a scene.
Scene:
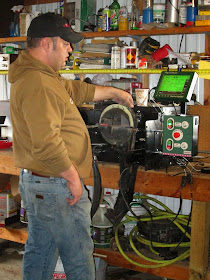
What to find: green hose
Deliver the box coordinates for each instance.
[114,195,191,268]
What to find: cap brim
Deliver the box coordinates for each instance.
[60,29,84,44]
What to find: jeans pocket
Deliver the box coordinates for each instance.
[30,190,57,222]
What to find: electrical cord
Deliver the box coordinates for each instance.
[179,35,184,53]
[118,168,192,261]
[114,185,192,267]
[114,199,191,268]
[139,195,191,257]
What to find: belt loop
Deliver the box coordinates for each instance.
[28,171,32,179]
[49,177,55,183]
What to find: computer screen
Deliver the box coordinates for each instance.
[154,71,198,103]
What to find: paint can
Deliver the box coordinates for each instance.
[187,6,198,23]
[165,0,179,24]
[125,46,137,68]
[111,46,121,69]
[120,46,126,69]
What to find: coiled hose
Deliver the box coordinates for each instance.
[114,195,191,268]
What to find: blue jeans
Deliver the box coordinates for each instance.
[19,169,95,280]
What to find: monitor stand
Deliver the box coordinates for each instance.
[180,102,187,115]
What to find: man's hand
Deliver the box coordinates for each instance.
[112,89,134,108]
[93,85,134,108]
[60,165,83,206]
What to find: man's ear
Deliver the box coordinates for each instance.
[41,37,52,51]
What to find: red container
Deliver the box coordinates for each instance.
[0,141,12,149]
[152,44,173,62]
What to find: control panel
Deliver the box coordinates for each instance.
[162,115,199,157]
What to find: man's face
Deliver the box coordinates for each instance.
[48,37,72,71]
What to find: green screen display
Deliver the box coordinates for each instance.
[154,71,197,102]
[159,75,190,92]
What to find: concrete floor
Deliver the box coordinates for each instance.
[0,240,170,280]
[0,241,23,280]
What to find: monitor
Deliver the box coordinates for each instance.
[154,71,198,103]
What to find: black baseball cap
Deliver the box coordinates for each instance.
[27,12,83,44]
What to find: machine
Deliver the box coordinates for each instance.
[80,71,199,170]
[80,71,199,225]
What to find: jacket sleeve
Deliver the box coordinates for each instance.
[59,77,95,106]
[20,83,72,174]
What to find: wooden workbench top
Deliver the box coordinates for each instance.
[0,149,209,203]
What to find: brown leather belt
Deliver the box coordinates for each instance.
[32,172,51,178]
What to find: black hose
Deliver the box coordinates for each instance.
[90,155,102,219]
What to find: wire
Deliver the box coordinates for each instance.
[179,35,184,53]
[114,196,191,268]
[116,191,192,264]
[118,167,139,219]
[169,0,179,13]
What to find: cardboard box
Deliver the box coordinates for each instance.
[10,176,21,203]
[0,174,12,192]
[0,193,17,220]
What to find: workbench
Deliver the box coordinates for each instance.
[0,149,209,280]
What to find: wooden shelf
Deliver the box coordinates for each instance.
[93,248,210,280]
[0,150,19,176]
[0,222,209,280]
[0,223,27,244]
[82,26,210,38]
[0,25,210,45]
[0,37,27,44]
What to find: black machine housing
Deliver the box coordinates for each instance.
[79,103,181,170]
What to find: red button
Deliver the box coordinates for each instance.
[174,132,180,139]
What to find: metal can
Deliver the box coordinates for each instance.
[125,46,137,68]
[135,47,139,69]
[102,6,111,31]
[179,3,187,25]
[111,46,121,69]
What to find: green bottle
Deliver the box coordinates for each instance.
[110,0,120,30]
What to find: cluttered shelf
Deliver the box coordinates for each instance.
[0,25,210,45]
[93,248,210,280]
[0,149,209,202]
[0,222,209,280]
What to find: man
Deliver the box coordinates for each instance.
[9,13,133,280]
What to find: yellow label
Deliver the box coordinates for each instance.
[119,18,128,30]
[200,10,210,15]
[195,20,210,26]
